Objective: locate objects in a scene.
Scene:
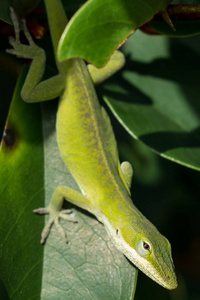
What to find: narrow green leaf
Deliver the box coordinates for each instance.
[0,68,44,299]
[103,30,200,171]
[58,0,171,67]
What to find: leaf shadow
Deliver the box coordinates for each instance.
[100,35,200,156]
[102,75,152,105]
[124,36,200,113]
[140,127,200,153]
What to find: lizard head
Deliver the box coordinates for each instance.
[109,212,178,290]
[100,195,177,289]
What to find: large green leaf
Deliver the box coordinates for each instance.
[58,0,172,67]
[40,101,137,299]
[0,70,137,299]
[0,69,44,299]
[103,30,200,171]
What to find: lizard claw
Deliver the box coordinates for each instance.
[7,7,43,59]
[33,207,77,244]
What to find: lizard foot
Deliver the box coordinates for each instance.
[6,7,44,59]
[33,207,77,244]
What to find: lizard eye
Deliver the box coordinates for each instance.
[143,242,151,251]
[137,240,152,256]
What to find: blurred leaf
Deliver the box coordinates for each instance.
[62,0,86,18]
[0,68,44,299]
[103,30,200,171]
[0,279,9,300]
[0,0,40,23]
[118,138,162,186]
[12,0,41,17]
[58,0,171,67]
[0,0,12,23]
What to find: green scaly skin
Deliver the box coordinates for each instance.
[7,0,177,290]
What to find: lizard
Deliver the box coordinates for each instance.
[7,0,177,290]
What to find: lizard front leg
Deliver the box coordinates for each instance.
[120,161,133,191]
[34,186,94,244]
[7,8,66,102]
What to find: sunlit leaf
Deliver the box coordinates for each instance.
[0,68,44,299]
[58,0,171,67]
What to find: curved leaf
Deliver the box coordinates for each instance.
[103,30,200,171]
[58,0,171,67]
[0,0,40,23]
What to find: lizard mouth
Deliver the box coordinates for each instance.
[135,261,178,290]
[137,263,178,290]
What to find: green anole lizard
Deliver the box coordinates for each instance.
[7,0,177,290]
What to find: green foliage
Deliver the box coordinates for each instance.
[0,69,44,299]
[0,72,137,299]
[58,0,171,66]
[40,101,138,299]
[1,0,200,299]
[103,30,200,171]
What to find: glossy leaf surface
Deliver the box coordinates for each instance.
[0,69,44,299]
[58,0,171,67]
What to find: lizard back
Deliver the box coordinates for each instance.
[56,59,128,201]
